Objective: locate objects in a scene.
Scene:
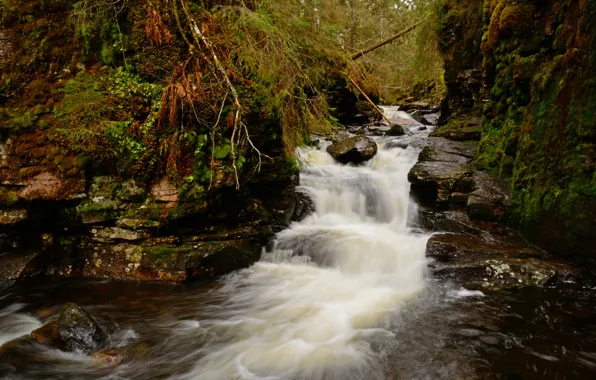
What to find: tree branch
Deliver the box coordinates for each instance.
[350,22,421,60]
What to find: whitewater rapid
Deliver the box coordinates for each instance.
[179,129,430,380]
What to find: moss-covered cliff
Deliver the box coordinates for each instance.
[437,0,596,270]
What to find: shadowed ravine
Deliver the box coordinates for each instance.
[1,111,596,380]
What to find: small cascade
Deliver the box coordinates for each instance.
[178,124,430,380]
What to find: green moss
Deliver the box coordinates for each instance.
[0,189,19,206]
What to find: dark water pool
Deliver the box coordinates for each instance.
[1,277,595,380]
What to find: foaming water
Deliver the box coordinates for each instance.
[0,304,41,346]
[178,138,429,380]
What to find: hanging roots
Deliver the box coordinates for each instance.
[145,7,173,46]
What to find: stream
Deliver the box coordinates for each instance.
[1,110,596,379]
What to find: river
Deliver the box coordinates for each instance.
[1,111,596,379]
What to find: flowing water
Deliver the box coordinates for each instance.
[1,111,596,380]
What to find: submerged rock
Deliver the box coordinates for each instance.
[57,303,112,354]
[326,136,378,164]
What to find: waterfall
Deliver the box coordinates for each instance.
[178,130,430,380]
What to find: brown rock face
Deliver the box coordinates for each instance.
[151,178,178,202]
[31,320,62,346]
[19,172,64,200]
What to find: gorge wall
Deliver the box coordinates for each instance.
[0,1,322,282]
[437,0,596,270]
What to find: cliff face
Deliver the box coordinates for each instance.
[0,1,310,282]
[437,0,596,270]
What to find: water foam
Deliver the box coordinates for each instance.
[178,136,429,380]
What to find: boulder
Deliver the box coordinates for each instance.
[408,161,473,207]
[386,123,408,136]
[408,138,477,208]
[57,303,110,354]
[410,110,423,122]
[326,136,378,164]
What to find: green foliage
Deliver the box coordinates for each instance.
[54,68,162,173]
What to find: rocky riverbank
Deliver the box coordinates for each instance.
[405,104,582,290]
[0,140,304,282]
[436,0,596,272]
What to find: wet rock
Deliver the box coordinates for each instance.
[387,123,408,136]
[410,110,423,123]
[326,136,378,164]
[408,161,473,207]
[399,101,432,113]
[116,218,161,229]
[468,171,511,221]
[366,125,390,136]
[425,210,497,235]
[31,320,62,346]
[428,137,476,159]
[347,126,366,135]
[430,119,482,141]
[386,140,409,149]
[186,240,261,280]
[422,113,439,125]
[91,227,151,242]
[418,146,472,165]
[82,243,186,282]
[292,188,315,222]
[91,349,123,367]
[0,251,46,280]
[57,303,110,354]
[427,233,580,290]
[0,209,27,224]
[408,138,478,207]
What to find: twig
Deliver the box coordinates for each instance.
[209,91,228,190]
[241,122,272,174]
